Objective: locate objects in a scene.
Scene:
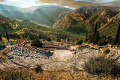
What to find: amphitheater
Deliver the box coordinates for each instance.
[0,44,120,72]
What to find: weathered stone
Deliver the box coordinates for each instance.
[52,50,74,62]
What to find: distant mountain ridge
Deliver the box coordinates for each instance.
[0,4,72,26]
[31,5,72,26]
[53,6,120,36]
[1,3,120,36]
[0,4,28,18]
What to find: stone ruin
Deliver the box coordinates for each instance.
[52,50,74,62]
[9,46,53,58]
[4,44,120,72]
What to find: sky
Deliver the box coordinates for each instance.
[0,0,119,8]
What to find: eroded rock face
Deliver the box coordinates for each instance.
[52,50,74,62]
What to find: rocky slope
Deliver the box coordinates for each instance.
[54,6,120,36]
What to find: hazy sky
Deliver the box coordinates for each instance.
[0,0,119,8]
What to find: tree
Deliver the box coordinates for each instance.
[89,23,100,44]
[31,38,43,48]
[6,31,9,42]
[47,37,52,41]
[115,24,120,43]
[98,38,108,46]
[76,40,83,45]
[35,65,43,73]
[94,22,98,34]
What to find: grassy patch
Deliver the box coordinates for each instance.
[1,69,120,80]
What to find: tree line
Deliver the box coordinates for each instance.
[86,22,120,46]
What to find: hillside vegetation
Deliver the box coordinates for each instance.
[1,69,120,80]
[0,14,82,42]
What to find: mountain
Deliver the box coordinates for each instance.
[0,4,27,18]
[24,6,41,12]
[0,4,72,26]
[0,13,78,41]
[54,6,120,36]
[0,4,21,11]
[31,5,72,26]
[0,4,40,19]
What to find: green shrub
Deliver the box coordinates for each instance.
[83,57,120,76]
[5,72,27,80]
[0,57,2,60]
[98,38,108,46]
[0,42,5,50]
[88,32,100,44]
[0,70,35,80]
[107,36,113,43]
[56,38,61,42]
[46,37,52,41]
[31,38,43,48]
[35,65,43,73]
[76,40,83,45]
[98,36,114,46]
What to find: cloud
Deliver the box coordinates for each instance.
[39,0,120,8]
[75,0,103,3]
[7,0,20,2]
[40,0,95,8]
[0,0,4,2]
[1,0,39,8]
[0,0,119,8]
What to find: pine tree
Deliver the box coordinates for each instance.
[89,22,100,44]
[6,31,9,42]
[115,24,120,43]
[94,22,98,34]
